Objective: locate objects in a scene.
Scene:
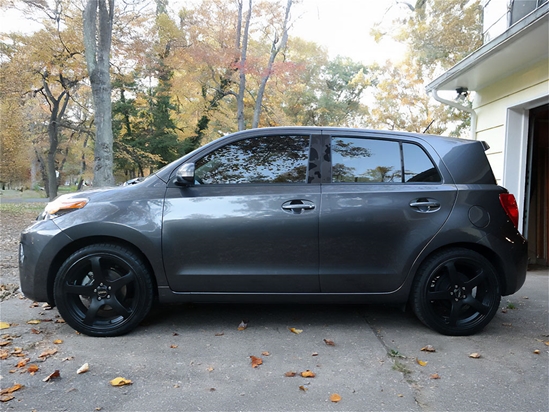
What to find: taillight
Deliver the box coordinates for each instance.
[499,193,519,228]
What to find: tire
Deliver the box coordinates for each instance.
[54,244,154,337]
[411,248,501,336]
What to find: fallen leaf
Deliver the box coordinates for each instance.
[284,371,297,377]
[261,351,270,356]
[299,385,308,392]
[544,341,549,346]
[215,332,224,336]
[300,370,316,378]
[533,349,540,354]
[43,370,60,382]
[16,358,30,368]
[311,352,319,356]
[30,328,41,334]
[289,327,303,334]
[237,321,248,331]
[77,363,89,374]
[421,345,436,352]
[53,339,63,344]
[62,356,74,361]
[469,353,481,359]
[330,393,342,403]
[416,358,428,366]
[170,345,178,349]
[0,322,10,330]
[110,377,132,387]
[207,366,214,372]
[501,308,508,313]
[250,356,263,368]
[27,364,39,374]
[397,394,404,398]
[26,320,41,325]
[430,373,441,379]
[0,384,23,395]
[0,395,14,402]
[54,319,65,324]
[172,332,179,336]
[39,348,58,359]
[324,339,335,346]
[0,341,11,347]
[0,350,9,359]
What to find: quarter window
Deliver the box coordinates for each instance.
[195,135,310,184]
[403,143,441,182]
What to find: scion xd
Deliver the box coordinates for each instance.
[19,127,528,337]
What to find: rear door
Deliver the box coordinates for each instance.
[163,133,321,293]
[319,133,457,293]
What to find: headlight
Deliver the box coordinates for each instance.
[42,195,89,219]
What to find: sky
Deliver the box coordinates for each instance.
[0,0,409,65]
[290,0,408,64]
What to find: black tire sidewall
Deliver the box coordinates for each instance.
[54,244,153,337]
[412,248,501,336]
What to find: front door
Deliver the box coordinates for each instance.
[162,134,321,293]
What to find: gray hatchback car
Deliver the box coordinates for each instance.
[19,127,528,337]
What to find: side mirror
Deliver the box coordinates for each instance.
[175,163,195,186]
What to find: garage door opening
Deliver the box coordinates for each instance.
[524,104,549,266]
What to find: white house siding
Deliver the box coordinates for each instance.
[472,58,548,229]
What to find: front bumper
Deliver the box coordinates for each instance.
[19,219,72,303]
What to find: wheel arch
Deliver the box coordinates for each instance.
[46,236,159,305]
[407,242,507,302]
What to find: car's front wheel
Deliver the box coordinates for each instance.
[54,244,153,337]
[411,248,501,336]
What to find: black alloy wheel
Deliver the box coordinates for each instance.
[412,248,501,336]
[54,244,153,337]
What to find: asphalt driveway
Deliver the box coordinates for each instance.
[1,270,547,411]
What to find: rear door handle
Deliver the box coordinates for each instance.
[409,199,441,213]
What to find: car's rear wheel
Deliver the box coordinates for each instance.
[54,244,153,337]
[411,248,501,336]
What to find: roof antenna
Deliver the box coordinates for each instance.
[423,119,435,134]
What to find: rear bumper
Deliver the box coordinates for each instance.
[483,231,528,296]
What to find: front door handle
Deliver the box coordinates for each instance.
[282,200,315,214]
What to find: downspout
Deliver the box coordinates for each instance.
[430,89,477,140]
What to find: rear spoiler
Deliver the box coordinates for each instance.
[481,141,490,151]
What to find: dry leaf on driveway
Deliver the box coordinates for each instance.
[300,370,316,378]
[330,393,342,402]
[250,356,263,368]
[421,345,436,352]
[77,363,89,374]
[110,377,132,387]
[289,327,303,334]
[43,370,60,382]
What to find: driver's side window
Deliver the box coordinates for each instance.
[195,135,310,184]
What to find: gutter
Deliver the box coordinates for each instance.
[430,89,477,140]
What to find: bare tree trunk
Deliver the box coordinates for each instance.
[39,78,71,200]
[252,0,292,128]
[237,0,252,131]
[83,0,115,187]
